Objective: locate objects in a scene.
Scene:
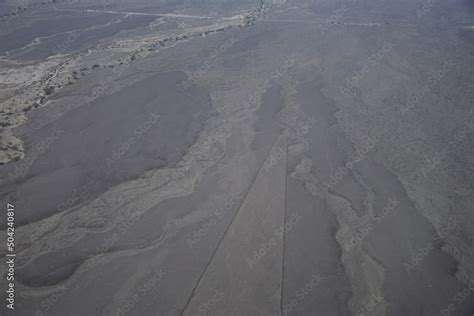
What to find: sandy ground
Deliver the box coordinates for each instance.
[0,0,473,315]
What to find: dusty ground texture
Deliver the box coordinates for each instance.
[0,0,473,315]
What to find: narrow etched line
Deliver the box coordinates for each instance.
[280,137,289,315]
[179,135,281,315]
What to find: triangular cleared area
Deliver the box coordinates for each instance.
[182,135,288,316]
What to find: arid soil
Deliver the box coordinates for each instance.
[0,0,473,315]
